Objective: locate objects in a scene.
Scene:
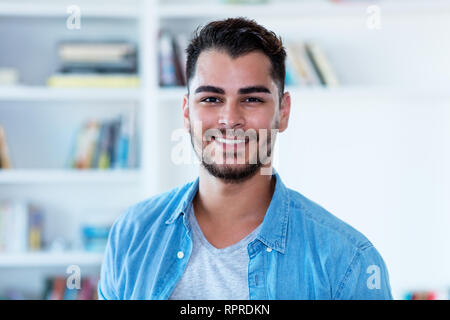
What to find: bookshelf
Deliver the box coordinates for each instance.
[158,0,450,18]
[0,169,141,184]
[0,87,140,102]
[0,0,139,18]
[0,0,449,300]
[0,251,104,268]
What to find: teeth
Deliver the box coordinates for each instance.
[216,137,246,144]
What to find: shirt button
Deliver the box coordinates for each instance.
[177,251,184,259]
[266,247,273,253]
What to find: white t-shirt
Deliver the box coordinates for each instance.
[169,204,261,300]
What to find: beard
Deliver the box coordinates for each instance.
[189,120,278,184]
[201,159,261,184]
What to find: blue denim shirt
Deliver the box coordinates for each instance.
[98,171,393,300]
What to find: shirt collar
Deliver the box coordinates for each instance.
[165,178,199,225]
[165,168,290,254]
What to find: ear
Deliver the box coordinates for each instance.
[278,91,291,133]
[182,94,190,133]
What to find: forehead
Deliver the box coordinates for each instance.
[191,49,276,91]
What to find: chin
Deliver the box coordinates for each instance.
[201,162,261,183]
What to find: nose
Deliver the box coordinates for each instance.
[218,100,245,130]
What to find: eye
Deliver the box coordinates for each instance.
[243,97,264,103]
[201,97,222,103]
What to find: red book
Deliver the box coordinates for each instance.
[50,277,66,300]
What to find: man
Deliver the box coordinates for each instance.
[98,17,393,300]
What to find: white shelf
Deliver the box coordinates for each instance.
[0,86,141,102]
[0,0,139,18]
[0,169,141,184]
[0,251,104,267]
[2,0,449,19]
[158,87,187,101]
[158,0,450,19]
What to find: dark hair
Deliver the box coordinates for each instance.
[186,17,286,101]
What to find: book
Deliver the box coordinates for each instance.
[58,41,137,74]
[97,120,113,169]
[0,68,19,86]
[73,121,100,169]
[173,34,188,85]
[77,277,97,300]
[47,73,139,88]
[172,34,187,86]
[48,40,139,87]
[10,201,29,253]
[0,201,28,253]
[305,42,340,87]
[0,125,12,169]
[49,277,66,300]
[159,31,178,86]
[0,200,44,253]
[28,205,44,251]
[42,276,99,300]
[42,278,54,300]
[114,113,135,169]
[286,42,322,86]
[59,42,136,62]
[68,114,136,169]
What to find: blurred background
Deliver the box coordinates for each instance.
[0,0,449,300]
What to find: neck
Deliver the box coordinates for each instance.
[193,165,276,227]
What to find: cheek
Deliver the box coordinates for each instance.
[189,112,216,145]
[249,111,276,130]
[191,106,216,125]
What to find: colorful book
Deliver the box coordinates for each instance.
[49,277,66,300]
[159,31,178,86]
[305,42,339,87]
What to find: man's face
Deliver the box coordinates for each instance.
[182,49,290,183]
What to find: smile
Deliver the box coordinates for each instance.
[215,137,246,145]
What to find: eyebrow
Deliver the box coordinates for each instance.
[194,86,225,94]
[238,86,271,95]
[194,85,271,95]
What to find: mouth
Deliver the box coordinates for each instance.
[211,135,250,152]
[214,137,246,145]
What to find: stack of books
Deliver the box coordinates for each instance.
[285,41,339,87]
[67,113,136,170]
[43,276,98,300]
[404,289,450,300]
[0,125,12,169]
[0,201,44,253]
[48,41,139,88]
[159,30,188,87]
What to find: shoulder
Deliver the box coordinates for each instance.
[110,180,195,239]
[286,188,392,299]
[287,187,373,251]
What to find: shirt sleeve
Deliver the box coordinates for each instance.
[333,245,393,300]
[97,214,122,300]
